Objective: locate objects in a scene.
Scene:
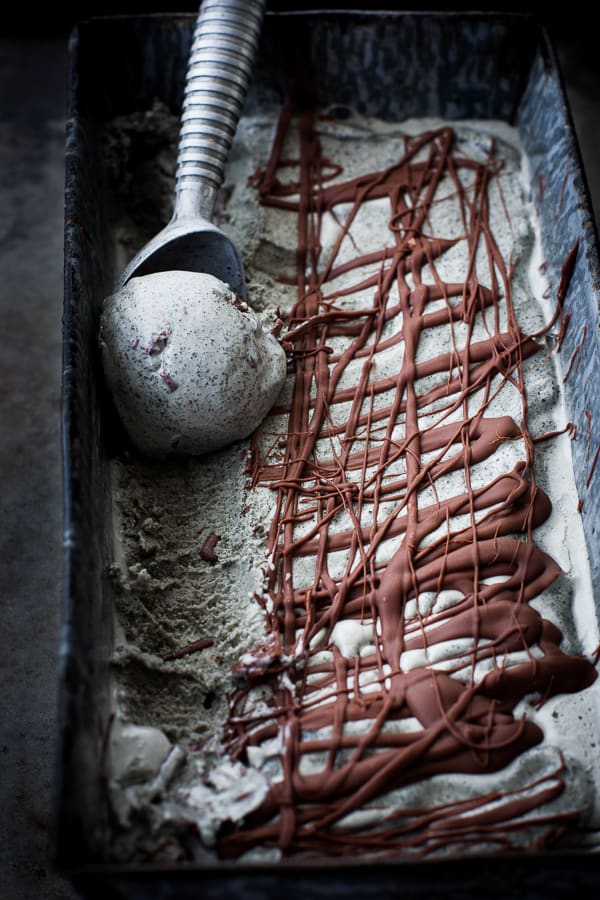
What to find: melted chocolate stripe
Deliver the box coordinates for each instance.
[220,111,596,859]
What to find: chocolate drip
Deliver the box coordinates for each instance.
[220,113,596,858]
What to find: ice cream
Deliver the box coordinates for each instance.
[100,270,287,457]
[103,106,600,862]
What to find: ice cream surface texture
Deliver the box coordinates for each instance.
[100,270,287,457]
[104,107,600,862]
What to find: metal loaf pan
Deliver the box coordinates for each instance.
[58,11,600,898]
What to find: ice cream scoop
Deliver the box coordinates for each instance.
[101,271,286,457]
[101,0,285,456]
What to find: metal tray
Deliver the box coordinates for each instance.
[58,11,600,897]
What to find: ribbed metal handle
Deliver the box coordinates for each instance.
[174,0,266,221]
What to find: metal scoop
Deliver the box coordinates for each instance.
[116,0,266,294]
[100,0,286,459]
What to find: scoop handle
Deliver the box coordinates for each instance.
[173,0,265,222]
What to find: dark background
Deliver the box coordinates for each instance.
[3,1,599,45]
[6,2,598,209]
[1,4,598,900]
[6,3,599,207]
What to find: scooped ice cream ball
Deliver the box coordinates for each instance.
[100,270,287,457]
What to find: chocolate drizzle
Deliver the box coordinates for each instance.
[220,113,596,858]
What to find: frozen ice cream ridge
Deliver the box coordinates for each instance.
[100,270,287,457]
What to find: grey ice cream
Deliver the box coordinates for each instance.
[104,111,600,861]
[100,270,286,457]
